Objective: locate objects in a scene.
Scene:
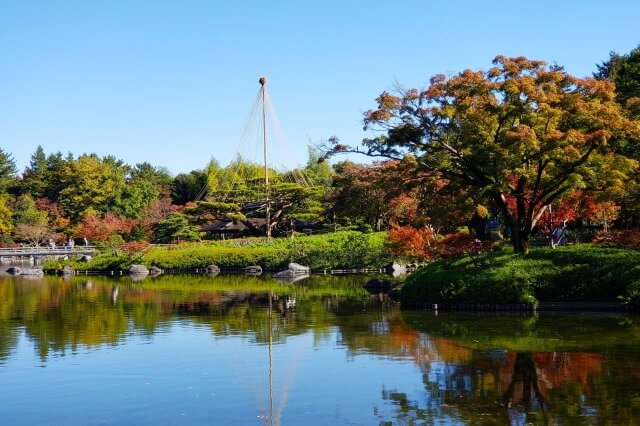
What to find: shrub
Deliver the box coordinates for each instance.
[387,225,435,261]
[436,233,491,259]
[593,230,640,250]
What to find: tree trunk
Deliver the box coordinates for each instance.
[494,192,532,255]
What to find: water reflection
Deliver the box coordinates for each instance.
[0,274,639,424]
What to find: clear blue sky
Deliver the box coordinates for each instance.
[1,0,638,175]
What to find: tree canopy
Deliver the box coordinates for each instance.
[325,56,640,252]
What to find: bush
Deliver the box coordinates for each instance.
[593,230,640,250]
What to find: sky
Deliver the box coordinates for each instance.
[1,0,639,176]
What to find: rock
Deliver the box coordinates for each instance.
[243,265,262,275]
[60,265,75,276]
[129,264,149,275]
[149,266,163,276]
[6,267,21,275]
[288,263,310,273]
[364,278,394,293]
[79,255,92,262]
[20,267,44,276]
[206,264,220,274]
[385,262,407,277]
[273,263,310,278]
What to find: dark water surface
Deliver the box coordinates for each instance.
[1,274,639,425]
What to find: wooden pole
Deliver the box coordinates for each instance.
[260,76,271,240]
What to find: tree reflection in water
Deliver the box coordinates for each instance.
[1,275,639,423]
[365,309,640,424]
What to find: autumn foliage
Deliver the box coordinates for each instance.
[121,241,152,256]
[436,233,489,259]
[76,213,137,242]
[387,225,435,260]
[592,229,640,250]
[388,226,491,261]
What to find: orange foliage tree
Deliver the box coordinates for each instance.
[325,56,639,253]
[75,213,137,243]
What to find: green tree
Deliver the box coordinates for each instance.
[595,46,640,227]
[12,194,48,225]
[58,154,127,220]
[12,194,52,246]
[130,162,173,196]
[0,194,13,235]
[595,45,640,109]
[43,152,69,203]
[0,149,17,194]
[326,56,639,253]
[153,212,202,243]
[171,170,208,205]
[21,146,49,198]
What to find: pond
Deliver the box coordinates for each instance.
[1,273,639,425]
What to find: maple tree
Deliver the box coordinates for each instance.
[75,213,136,243]
[326,56,639,253]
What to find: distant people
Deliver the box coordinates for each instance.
[84,237,89,246]
[66,238,74,249]
[551,220,568,249]
[48,239,55,249]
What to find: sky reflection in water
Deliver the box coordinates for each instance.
[1,274,639,425]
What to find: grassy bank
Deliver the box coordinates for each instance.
[46,231,393,272]
[401,245,640,308]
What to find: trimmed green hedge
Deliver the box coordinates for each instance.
[401,245,640,307]
[47,231,393,272]
[144,246,289,269]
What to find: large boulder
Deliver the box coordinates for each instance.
[129,264,150,275]
[206,264,220,274]
[20,267,44,276]
[385,262,407,277]
[79,255,92,263]
[274,263,310,278]
[60,265,75,276]
[6,267,21,275]
[149,266,163,276]
[243,265,262,275]
[288,263,310,274]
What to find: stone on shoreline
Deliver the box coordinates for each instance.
[6,267,21,275]
[385,262,407,277]
[149,266,163,276]
[243,265,262,275]
[274,263,310,278]
[60,265,75,276]
[206,264,220,274]
[20,267,44,276]
[129,264,150,275]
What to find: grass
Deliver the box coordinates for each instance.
[401,244,640,308]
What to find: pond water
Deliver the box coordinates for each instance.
[1,273,639,425]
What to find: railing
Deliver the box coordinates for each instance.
[0,246,98,256]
